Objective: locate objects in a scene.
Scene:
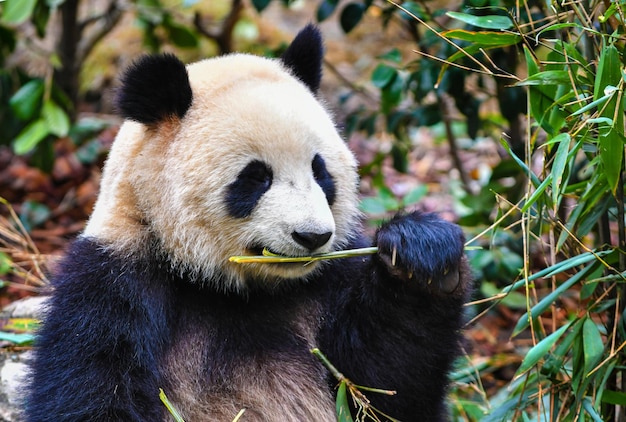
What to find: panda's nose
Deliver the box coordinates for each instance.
[292,231,332,251]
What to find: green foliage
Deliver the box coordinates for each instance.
[409,0,625,419]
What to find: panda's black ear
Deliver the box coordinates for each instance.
[116,54,193,124]
[280,24,323,93]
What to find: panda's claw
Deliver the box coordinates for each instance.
[375,212,465,293]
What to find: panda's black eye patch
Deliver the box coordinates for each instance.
[226,160,273,218]
[312,154,335,205]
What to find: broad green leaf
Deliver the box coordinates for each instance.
[1,0,37,24]
[594,44,621,100]
[441,29,520,45]
[594,43,624,194]
[599,131,625,195]
[541,318,583,377]
[12,119,49,155]
[336,381,354,422]
[550,133,572,206]
[602,390,626,406]
[339,3,364,33]
[380,71,403,114]
[517,322,570,375]
[516,70,572,86]
[9,79,44,120]
[371,64,397,89]
[42,100,70,137]
[163,16,198,48]
[582,317,604,375]
[446,11,513,29]
[524,46,556,135]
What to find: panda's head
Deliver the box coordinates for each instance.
[83,25,361,291]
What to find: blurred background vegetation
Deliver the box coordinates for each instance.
[0,0,625,420]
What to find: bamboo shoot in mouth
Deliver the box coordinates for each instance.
[229,247,378,264]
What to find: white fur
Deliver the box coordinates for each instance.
[84,54,361,291]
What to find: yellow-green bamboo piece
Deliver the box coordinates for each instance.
[229,247,378,264]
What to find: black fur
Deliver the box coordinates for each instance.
[25,212,471,421]
[280,24,323,93]
[225,160,273,218]
[312,154,336,205]
[116,54,193,124]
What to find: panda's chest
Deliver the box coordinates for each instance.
[160,289,335,421]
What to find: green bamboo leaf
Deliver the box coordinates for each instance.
[517,322,570,375]
[523,46,560,136]
[541,318,583,377]
[381,72,403,114]
[592,43,625,194]
[570,92,612,117]
[520,175,551,213]
[550,133,571,205]
[339,3,365,33]
[12,119,49,155]
[371,64,397,89]
[163,15,198,48]
[537,22,584,38]
[9,79,44,120]
[336,381,354,422]
[582,396,605,422]
[446,11,513,29]
[602,390,626,406]
[502,251,612,299]
[594,44,621,100]
[599,131,625,195]
[500,136,542,187]
[42,100,70,137]
[582,317,604,375]
[1,0,37,24]
[441,29,520,45]
[513,263,597,336]
[516,70,572,86]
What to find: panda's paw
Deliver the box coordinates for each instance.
[375,212,465,294]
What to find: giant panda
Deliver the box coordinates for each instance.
[25,25,472,422]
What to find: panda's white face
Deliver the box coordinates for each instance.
[84,53,360,291]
